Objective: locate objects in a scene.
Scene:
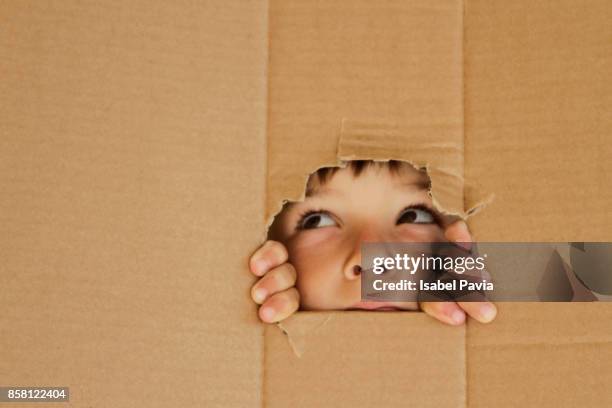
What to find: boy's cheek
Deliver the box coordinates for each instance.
[290,248,354,310]
[294,268,334,310]
[288,232,346,274]
[297,274,356,311]
[287,228,340,251]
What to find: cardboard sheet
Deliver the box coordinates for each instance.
[1,1,611,407]
[464,0,612,242]
[468,304,612,407]
[267,0,464,220]
[265,312,466,408]
[0,1,267,406]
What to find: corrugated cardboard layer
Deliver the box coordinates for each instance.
[265,1,612,407]
[468,303,612,407]
[267,0,464,220]
[265,3,466,403]
[464,0,612,241]
[1,1,611,407]
[464,3,612,401]
[265,312,466,408]
[0,1,267,406]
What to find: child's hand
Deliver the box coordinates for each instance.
[249,240,300,323]
[419,220,498,325]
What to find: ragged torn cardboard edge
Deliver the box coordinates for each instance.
[464,180,495,218]
[276,313,334,358]
[337,118,465,217]
[337,118,495,221]
[264,118,494,233]
[262,118,494,355]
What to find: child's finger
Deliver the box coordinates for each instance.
[258,287,300,323]
[444,221,497,323]
[457,301,497,323]
[249,240,289,277]
[444,220,472,250]
[419,301,466,326]
[251,263,297,304]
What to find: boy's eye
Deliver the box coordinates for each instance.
[396,207,435,225]
[299,212,337,230]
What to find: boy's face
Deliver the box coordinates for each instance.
[271,163,451,311]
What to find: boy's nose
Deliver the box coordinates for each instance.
[358,225,387,243]
[343,241,363,281]
[344,263,362,281]
[343,226,386,281]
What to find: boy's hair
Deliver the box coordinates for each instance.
[268,160,433,240]
[306,160,430,196]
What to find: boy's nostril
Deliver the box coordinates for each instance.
[353,265,362,276]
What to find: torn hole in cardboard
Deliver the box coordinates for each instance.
[261,119,492,356]
[267,159,463,240]
[265,160,462,357]
[265,117,479,229]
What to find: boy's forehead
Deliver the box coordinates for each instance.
[305,164,430,197]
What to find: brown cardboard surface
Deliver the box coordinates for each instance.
[467,303,612,407]
[265,4,466,404]
[1,1,611,407]
[0,1,267,407]
[337,119,465,216]
[265,312,466,408]
[464,0,612,241]
[463,2,612,405]
[267,0,464,221]
[265,1,612,407]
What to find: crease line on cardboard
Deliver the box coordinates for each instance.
[461,1,468,405]
[470,339,612,349]
[340,137,464,154]
[262,1,271,406]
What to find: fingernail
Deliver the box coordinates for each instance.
[451,310,466,324]
[455,220,469,233]
[457,242,471,251]
[455,222,472,250]
[260,306,275,322]
[253,288,267,304]
[252,259,267,275]
[480,304,497,323]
